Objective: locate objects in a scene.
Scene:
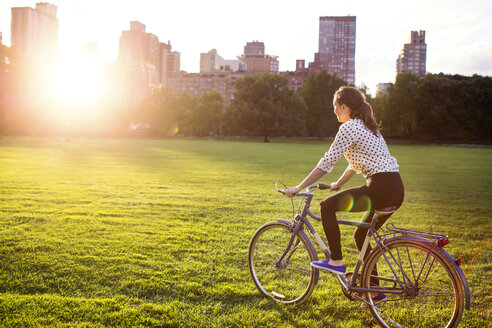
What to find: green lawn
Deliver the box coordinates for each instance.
[0,137,491,327]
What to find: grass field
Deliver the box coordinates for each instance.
[0,137,491,327]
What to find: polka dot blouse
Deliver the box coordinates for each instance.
[316,118,399,178]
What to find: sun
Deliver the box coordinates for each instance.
[50,60,103,109]
[45,51,106,120]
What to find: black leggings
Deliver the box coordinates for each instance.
[320,172,404,261]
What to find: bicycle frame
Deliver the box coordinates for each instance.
[276,184,471,308]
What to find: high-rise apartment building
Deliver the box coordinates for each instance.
[237,41,279,74]
[118,21,180,98]
[11,2,58,61]
[11,7,37,55]
[119,21,160,70]
[160,41,180,86]
[308,16,356,84]
[118,21,160,96]
[396,30,426,77]
[200,49,246,73]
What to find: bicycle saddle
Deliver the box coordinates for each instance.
[374,206,398,216]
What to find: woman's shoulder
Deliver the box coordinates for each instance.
[343,118,364,126]
[339,118,362,131]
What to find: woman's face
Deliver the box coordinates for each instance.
[333,97,351,123]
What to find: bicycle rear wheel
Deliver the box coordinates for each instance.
[361,239,464,328]
[248,221,319,305]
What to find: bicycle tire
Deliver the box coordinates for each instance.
[248,221,319,305]
[361,238,465,328]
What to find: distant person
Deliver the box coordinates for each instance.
[284,86,404,303]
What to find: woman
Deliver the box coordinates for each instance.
[284,86,404,286]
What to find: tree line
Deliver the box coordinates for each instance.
[1,44,491,143]
[122,71,346,142]
[129,71,492,143]
[374,73,492,142]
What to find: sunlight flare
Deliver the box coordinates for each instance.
[42,46,108,123]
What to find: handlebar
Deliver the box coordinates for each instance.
[308,183,333,192]
[276,182,338,196]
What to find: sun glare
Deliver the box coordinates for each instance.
[46,54,105,119]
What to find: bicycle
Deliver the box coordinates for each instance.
[247,183,471,328]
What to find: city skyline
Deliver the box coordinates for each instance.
[1,0,491,94]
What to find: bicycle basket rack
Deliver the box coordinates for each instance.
[380,223,449,246]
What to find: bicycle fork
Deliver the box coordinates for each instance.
[275,219,304,268]
[276,215,331,268]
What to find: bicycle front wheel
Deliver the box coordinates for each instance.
[248,221,319,305]
[361,239,464,328]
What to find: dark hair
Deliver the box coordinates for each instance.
[334,86,381,136]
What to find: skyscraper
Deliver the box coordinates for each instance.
[396,31,427,77]
[11,2,58,61]
[117,21,180,102]
[118,21,166,94]
[160,41,180,86]
[309,16,356,84]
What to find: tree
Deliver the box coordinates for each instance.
[416,74,466,141]
[469,75,492,142]
[134,87,178,136]
[416,74,492,142]
[385,73,421,139]
[297,71,345,138]
[192,91,224,137]
[229,73,305,142]
[173,92,199,136]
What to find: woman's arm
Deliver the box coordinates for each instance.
[284,167,326,197]
[284,122,357,197]
[330,165,355,190]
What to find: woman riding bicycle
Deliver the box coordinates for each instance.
[284,86,404,285]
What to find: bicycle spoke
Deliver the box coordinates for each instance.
[406,245,417,282]
[284,262,311,273]
[286,239,302,261]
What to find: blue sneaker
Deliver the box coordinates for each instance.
[372,293,388,304]
[310,259,346,274]
[361,293,388,308]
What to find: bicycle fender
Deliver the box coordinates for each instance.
[276,218,293,227]
[276,219,320,285]
[435,247,471,310]
[379,235,471,310]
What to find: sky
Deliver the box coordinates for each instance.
[1,0,491,95]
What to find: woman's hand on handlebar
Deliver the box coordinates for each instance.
[284,186,300,197]
[284,183,338,196]
[329,182,341,191]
